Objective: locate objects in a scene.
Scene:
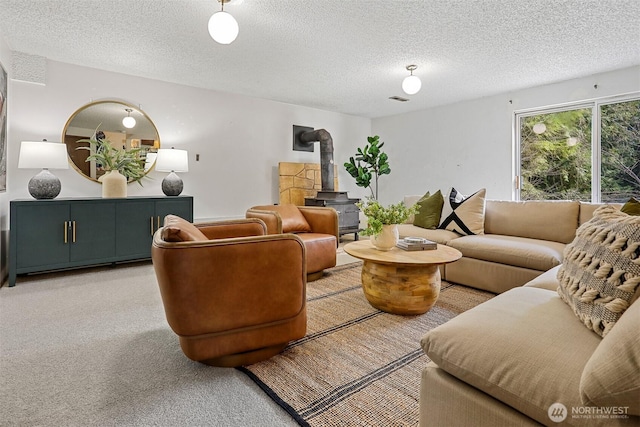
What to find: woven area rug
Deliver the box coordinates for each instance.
[239,262,495,427]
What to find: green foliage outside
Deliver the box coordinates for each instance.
[520,100,639,202]
[600,101,640,202]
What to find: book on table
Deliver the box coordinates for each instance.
[396,237,437,251]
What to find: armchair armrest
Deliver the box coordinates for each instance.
[298,206,339,240]
[196,218,267,239]
[246,208,283,234]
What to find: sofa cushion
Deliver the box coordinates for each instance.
[421,287,602,426]
[557,205,640,337]
[397,224,460,245]
[438,187,486,236]
[580,299,640,415]
[162,215,208,242]
[413,190,444,229]
[621,197,640,216]
[579,202,618,225]
[403,194,423,224]
[447,234,564,271]
[523,265,562,290]
[485,200,579,244]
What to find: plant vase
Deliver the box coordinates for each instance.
[370,224,399,251]
[101,170,127,198]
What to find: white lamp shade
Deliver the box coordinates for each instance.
[155,149,189,173]
[208,11,239,44]
[18,141,69,169]
[402,75,422,95]
[122,116,136,128]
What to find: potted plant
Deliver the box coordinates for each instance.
[357,198,416,250]
[344,135,390,200]
[77,129,146,198]
[345,135,416,250]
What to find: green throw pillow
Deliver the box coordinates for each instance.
[413,190,444,229]
[621,197,640,216]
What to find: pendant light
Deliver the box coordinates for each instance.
[402,65,421,95]
[122,108,136,129]
[208,0,239,45]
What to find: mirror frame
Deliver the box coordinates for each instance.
[62,100,160,183]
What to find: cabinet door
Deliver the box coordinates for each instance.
[69,202,116,263]
[115,200,156,259]
[15,203,70,269]
[155,198,193,223]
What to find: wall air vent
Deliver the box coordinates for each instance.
[389,96,409,102]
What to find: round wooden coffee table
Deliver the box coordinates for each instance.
[344,240,462,315]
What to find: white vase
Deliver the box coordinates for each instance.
[101,170,127,198]
[371,224,399,251]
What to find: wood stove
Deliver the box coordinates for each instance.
[305,191,360,240]
[293,126,360,239]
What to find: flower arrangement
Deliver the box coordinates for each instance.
[77,129,146,184]
[357,198,417,236]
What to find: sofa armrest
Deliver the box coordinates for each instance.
[298,206,339,241]
[196,218,267,239]
[245,209,283,234]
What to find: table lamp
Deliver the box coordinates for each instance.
[18,141,69,199]
[155,148,188,196]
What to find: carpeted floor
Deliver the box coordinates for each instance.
[0,261,299,427]
[240,262,495,427]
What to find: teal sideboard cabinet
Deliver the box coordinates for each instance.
[8,196,193,287]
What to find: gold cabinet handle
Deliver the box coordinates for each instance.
[72,221,76,243]
[64,221,68,244]
[150,216,154,236]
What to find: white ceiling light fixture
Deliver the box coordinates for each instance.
[402,65,421,95]
[122,108,136,129]
[208,0,239,45]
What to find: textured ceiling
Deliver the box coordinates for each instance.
[0,0,639,118]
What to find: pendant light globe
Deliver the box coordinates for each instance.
[208,11,239,44]
[402,64,421,95]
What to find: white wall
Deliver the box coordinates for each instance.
[7,60,372,220]
[372,66,640,205]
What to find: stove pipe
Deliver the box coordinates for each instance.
[299,128,334,191]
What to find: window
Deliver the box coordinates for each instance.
[516,95,640,203]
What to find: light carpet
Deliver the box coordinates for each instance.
[239,262,495,427]
[0,262,298,427]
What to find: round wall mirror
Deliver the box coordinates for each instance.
[62,100,160,183]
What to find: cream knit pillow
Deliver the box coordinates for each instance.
[557,205,640,337]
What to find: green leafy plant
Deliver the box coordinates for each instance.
[77,128,146,184]
[357,198,417,236]
[344,135,390,199]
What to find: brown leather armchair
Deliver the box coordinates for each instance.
[151,215,307,367]
[246,204,338,281]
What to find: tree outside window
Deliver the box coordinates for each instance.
[518,97,639,203]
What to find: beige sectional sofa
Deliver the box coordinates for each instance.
[419,266,639,426]
[405,200,639,426]
[398,199,613,293]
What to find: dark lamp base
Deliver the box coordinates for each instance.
[162,172,183,196]
[28,169,61,199]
